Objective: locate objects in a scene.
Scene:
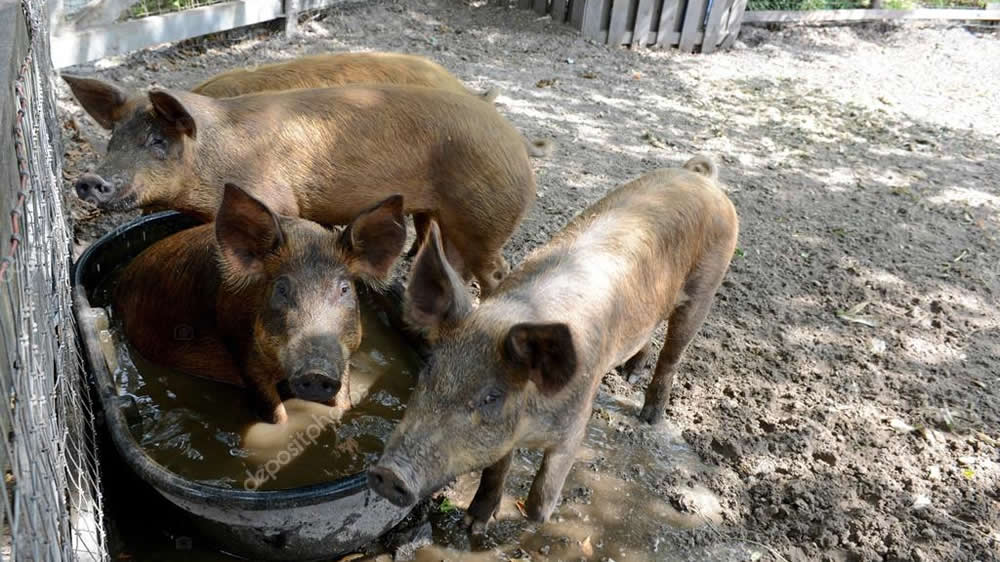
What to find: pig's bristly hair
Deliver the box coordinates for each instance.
[344,250,393,293]
[214,182,284,292]
[403,221,473,343]
[214,246,266,292]
[336,194,407,292]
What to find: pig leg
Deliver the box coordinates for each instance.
[405,213,431,259]
[465,250,508,298]
[525,423,586,522]
[621,341,653,378]
[245,362,289,424]
[255,385,288,425]
[464,451,513,533]
[639,284,718,425]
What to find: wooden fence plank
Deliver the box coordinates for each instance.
[632,0,655,47]
[717,0,734,36]
[552,0,568,22]
[678,0,708,51]
[535,0,550,15]
[570,0,586,28]
[743,7,1000,22]
[51,0,286,68]
[701,0,733,53]
[283,0,298,35]
[608,0,633,45]
[615,28,685,44]
[656,0,681,46]
[719,0,748,48]
[582,0,611,40]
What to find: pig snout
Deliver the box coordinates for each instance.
[368,465,417,507]
[288,361,341,402]
[75,173,117,205]
[285,335,348,403]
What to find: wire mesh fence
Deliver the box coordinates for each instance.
[1,0,107,560]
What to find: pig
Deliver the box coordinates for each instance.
[113,183,407,424]
[67,84,537,296]
[368,155,739,528]
[61,53,553,159]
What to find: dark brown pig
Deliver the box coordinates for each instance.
[368,155,739,527]
[66,85,537,295]
[190,52,499,102]
[113,183,407,424]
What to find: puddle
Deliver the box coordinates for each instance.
[98,298,420,490]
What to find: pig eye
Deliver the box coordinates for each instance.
[477,388,505,419]
[271,277,293,307]
[145,133,166,147]
[146,134,168,159]
[339,281,351,296]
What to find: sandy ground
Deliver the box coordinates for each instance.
[57,2,1000,561]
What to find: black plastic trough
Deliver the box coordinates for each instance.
[72,211,418,561]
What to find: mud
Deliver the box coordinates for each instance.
[59,1,1000,560]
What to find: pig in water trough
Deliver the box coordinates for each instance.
[72,210,423,560]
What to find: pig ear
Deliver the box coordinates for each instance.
[215,183,284,283]
[148,88,197,138]
[502,323,577,396]
[338,195,407,285]
[62,74,130,130]
[404,221,473,342]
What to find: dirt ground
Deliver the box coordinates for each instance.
[56,1,1000,561]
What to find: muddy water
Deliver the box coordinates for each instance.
[100,300,420,490]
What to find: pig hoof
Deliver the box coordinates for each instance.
[638,404,664,425]
[523,502,552,523]
[463,514,491,535]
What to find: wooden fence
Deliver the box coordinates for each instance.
[518,0,748,53]
[50,0,343,68]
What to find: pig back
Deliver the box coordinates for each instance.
[213,85,535,226]
[192,53,477,99]
[489,167,736,375]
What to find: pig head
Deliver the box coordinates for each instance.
[113,184,407,423]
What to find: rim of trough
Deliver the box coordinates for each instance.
[72,210,379,511]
